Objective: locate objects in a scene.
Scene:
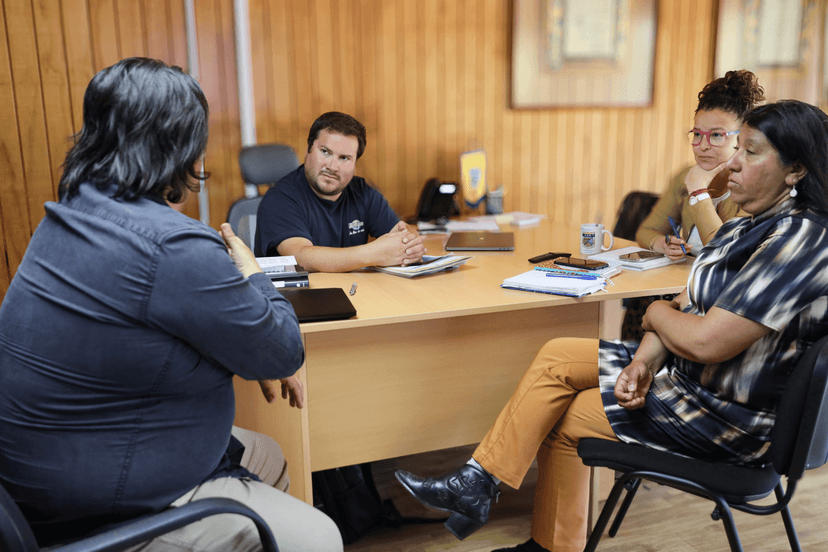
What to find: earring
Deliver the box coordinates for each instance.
[790,184,798,198]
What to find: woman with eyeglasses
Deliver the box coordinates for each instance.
[636,70,764,260]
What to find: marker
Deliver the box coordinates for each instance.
[349,282,358,296]
[667,216,687,255]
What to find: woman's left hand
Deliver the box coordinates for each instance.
[280,376,305,409]
[257,376,304,409]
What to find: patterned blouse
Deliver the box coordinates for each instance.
[599,198,828,465]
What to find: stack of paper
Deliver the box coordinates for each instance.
[502,270,607,297]
[369,254,472,278]
[534,261,622,279]
[587,246,685,272]
[256,256,309,288]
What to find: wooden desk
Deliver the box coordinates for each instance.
[233,220,690,504]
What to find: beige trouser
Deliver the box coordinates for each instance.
[123,426,343,552]
[474,338,618,552]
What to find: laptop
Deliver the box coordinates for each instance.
[444,231,515,251]
[277,288,356,322]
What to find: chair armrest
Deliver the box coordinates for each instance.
[54,498,278,552]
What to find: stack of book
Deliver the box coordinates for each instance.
[501,260,621,297]
[256,256,309,288]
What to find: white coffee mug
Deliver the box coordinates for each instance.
[580,223,614,255]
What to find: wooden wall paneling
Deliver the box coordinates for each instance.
[535,111,550,219]
[603,111,619,228]
[218,0,243,217]
[31,0,75,200]
[6,0,53,231]
[480,0,497,195]
[312,0,335,113]
[338,0,358,121]
[268,0,298,147]
[89,0,120,70]
[60,0,94,133]
[356,0,378,189]
[115,0,147,60]
[402,0,420,212]
[442,0,457,197]
[290,0,315,137]
[376,1,398,207]
[423,0,439,187]
[0,1,25,296]
[194,0,242,228]
[248,0,274,144]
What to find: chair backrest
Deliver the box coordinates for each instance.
[0,481,40,552]
[612,191,660,241]
[226,196,264,251]
[238,144,300,187]
[771,334,828,478]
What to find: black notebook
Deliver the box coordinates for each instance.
[277,287,356,323]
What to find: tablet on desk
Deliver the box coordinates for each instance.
[277,288,356,322]
[444,231,515,251]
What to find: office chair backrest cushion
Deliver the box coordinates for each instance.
[771,334,828,476]
[239,144,300,186]
[0,482,40,552]
[612,191,659,242]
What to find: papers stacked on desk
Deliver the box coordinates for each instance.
[256,256,310,288]
[502,270,607,297]
[587,246,686,272]
[369,254,472,278]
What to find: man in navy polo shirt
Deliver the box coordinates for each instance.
[255,112,425,272]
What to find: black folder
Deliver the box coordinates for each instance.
[277,287,356,322]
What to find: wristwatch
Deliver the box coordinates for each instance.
[689,192,710,206]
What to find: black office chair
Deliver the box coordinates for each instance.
[578,334,828,552]
[228,144,300,250]
[0,482,279,552]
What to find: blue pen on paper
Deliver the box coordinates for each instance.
[667,216,687,255]
[546,272,601,281]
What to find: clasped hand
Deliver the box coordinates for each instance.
[372,221,425,266]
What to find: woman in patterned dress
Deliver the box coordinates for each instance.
[395,100,828,552]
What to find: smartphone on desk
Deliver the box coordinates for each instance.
[553,256,609,271]
[619,251,665,262]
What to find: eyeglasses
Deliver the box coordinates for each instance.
[688,129,740,147]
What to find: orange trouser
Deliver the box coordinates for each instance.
[474,337,619,552]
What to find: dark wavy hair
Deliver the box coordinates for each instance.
[306,111,367,159]
[58,57,209,202]
[696,69,765,119]
[743,100,828,212]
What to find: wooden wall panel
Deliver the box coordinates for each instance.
[0,0,208,301]
[0,0,770,304]
[248,0,714,227]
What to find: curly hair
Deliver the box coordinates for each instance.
[58,57,209,203]
[696,69,765,119]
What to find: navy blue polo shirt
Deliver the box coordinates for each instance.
[254,165,400,257]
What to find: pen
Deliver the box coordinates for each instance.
[667,216,687,255]
[349,282,358,296]
[546,273,601,281]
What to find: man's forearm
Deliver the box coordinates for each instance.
[293,244,375,273]
[631,331,670,373]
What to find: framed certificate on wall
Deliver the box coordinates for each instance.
[511,0,657,108]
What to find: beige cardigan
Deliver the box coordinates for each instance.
[636,165,747,251]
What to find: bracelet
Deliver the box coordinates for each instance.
[689,188,710,197]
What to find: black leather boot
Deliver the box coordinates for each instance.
[492,538,550,551]
[395,463,501,540]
